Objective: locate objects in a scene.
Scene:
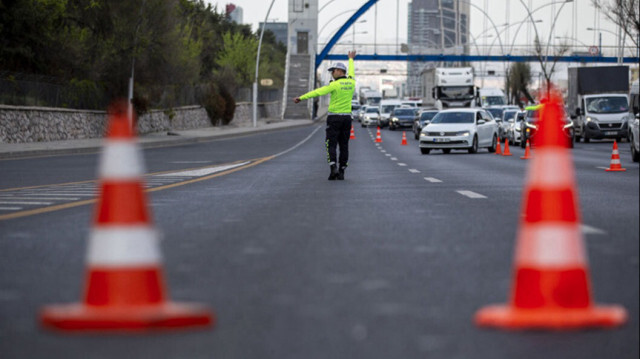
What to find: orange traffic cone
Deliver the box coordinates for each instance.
[401,131,408,145]
[375,127,382,143]
[40,101,214,332]
[520,139,532,159]
[350,125,356,140]
[605,141,626,172]
[474,92,627,330]
[495,137,502,155]
[502,138,512,156]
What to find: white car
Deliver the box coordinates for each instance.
[507,111,526,145]
[361,107,381,127]
[419,108,498,154]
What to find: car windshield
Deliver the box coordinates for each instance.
[381,105,397,113]
[421,112,438,121]
[394,109,414,116]
[431,112,475,124]
[482,96,506,106]
[487,108,503,119]
[503,110,518,120]
[438,86,474,100]
[586,97,629,114]
[367,108,379,113]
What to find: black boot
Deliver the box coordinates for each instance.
[328,164,338,180]
[337,166,346,180]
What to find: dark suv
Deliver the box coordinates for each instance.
[413,109,439,139]
[389,107,418,130]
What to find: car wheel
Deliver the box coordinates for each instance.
[414,132,419,140]
[442,149,451,154]
[361,124,365,128]
[468,136,478,154]
[488,134,497,153]
[420,148,430,155]
[521,137,526,148]
[574,135,581,143]
[582,130,590,143]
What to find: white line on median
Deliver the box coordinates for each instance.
[409,169,420,173]
[155,162,250,177]
[424,177,442,183]
[456,190,487,199]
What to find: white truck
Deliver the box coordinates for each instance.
[477,87,507,108]
[568,66,630,143]
[362,90,382,107]
[421,67,476,110]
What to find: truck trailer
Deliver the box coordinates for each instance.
[421,67,476,110]
[568,66,630,142]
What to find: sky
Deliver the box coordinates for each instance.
[205,0,633,89]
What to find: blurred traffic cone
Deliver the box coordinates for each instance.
[40,101,214,332]
[474,92,627,330]
[605,141,626,172]
[495,137,502,155]
[401,131,408,145]
[350,125,356,140]
[502,139,512,156]
[520,140,532,160]
[375,127,382,143]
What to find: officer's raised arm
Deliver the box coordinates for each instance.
[347,51,356,79]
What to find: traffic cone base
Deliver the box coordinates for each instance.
[475,304,627,330]
[41,302,213,331]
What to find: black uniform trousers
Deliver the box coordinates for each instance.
[325,114,352,167]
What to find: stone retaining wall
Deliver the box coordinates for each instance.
[0,101,282,143]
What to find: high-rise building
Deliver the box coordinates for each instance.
[226,3,243,24]
[259,22,288,48]
[407,0,469,97]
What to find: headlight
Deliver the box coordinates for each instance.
[515,127,521,132]
[420,133,428,138]
[586,116,598,123]
[392,117,398,122]
[456,131,470,136]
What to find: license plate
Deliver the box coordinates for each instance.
[434,138,450,143]
[605,131,617,136]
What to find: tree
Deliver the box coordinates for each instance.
[533,35,570,93]
[215,31,258,87]
[508,62,534,106]
[591,0,639,49]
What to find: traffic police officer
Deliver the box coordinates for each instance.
[294,51,356,180]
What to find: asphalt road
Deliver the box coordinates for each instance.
[0,124,638,359]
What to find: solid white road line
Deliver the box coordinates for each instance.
[0,196,80,201]
[409,169,420,173]
[456,190,487,199]
[424,177,442,183]
[0,201,54,205]
[596,166,610,170]
[170,161,212,164]
[580,224,607,235]
[0,207,22,211]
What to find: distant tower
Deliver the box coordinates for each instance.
[226,3,243,24]
[287,0,318,55]
[407,0,470,97]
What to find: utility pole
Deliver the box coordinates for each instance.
[253,0,276,128]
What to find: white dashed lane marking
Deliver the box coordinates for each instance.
[424,177,442,183]
[398,163,407,166]
[456,190,487,199]
[409,169,420,173]
[385,154,392,157]
[581,224,607,235]
[390,157,398,161]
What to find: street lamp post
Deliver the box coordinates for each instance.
[253,0,276,128]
